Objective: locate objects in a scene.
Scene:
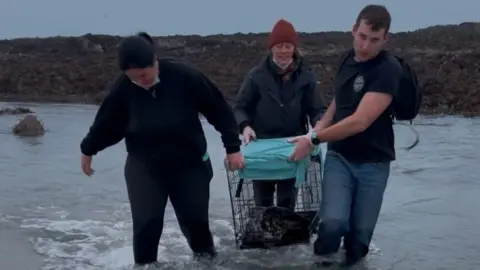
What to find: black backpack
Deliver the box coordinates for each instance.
[387,54,423,123]
[386,54,423,150]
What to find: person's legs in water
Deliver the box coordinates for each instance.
[313,151,354,265]
[167,158,216,258]
[275,178,297,209]
[252,180,276,207]
[124,154,169,265]
[342,161,390,266]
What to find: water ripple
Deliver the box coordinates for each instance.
[0,102,479,270]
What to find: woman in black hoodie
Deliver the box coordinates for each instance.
[80,32,244,266]
[233,20,325,209]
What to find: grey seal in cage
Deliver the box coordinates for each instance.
[240,206,311,248]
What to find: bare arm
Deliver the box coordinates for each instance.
[313,62,401,142]
[313,93,393,141]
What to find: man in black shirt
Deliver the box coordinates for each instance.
[288,5,402,266]
[79,33,244,266]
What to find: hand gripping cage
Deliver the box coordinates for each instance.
[225,153,323,250]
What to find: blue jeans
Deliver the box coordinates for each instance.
[314,151,390,259]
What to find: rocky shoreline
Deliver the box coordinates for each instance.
[0,22,479,116]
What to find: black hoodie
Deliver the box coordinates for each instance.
[80,58,241,167]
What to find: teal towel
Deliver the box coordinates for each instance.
[237,138,321,188]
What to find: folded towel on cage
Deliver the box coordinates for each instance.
[237,138,321,188]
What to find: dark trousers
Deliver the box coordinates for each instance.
[314,151,390,260]
[252,178,297,209]
[124,154,215,265]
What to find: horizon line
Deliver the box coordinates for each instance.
[1,21,479,41]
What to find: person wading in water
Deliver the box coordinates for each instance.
[234,19,324,210]
[288,5,416,267]
[80,32,244,266]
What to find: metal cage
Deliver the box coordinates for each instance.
[226,154,323,250]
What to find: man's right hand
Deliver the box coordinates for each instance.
[81,154,95,177]
[242,126,256,144]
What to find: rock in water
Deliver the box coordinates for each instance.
[0,107,33,115]
[12,114,45,136]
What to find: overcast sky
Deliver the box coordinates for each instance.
[1,0,478,39]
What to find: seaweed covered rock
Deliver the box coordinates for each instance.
[0,107,33,115]
[12,114,45,136]
[0,22,479,115]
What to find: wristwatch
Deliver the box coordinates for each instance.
[310,130,321,145]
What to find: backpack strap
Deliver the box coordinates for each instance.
[335,49,354,74]
[383,52,421,150]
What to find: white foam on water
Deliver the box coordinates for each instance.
[3,205,380,270]
[20,217,232,270]
[10,205,233,270]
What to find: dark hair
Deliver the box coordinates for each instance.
[117,35,155,71]
[355,5,391,33]
[137,31,154,44]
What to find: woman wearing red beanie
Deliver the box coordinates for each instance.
[233,19,325,210]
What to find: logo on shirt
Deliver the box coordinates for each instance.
[352,75,364,92]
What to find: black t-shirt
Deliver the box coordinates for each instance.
[328,51,402,163]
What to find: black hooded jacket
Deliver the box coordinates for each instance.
[233,54,325,138]
[80,58,241,167]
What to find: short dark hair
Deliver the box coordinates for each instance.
[117,35,155,71]
[355,5,391,33]
[137,31,154,45]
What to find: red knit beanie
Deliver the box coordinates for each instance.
[268,19,299,49]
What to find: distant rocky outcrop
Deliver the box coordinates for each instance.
[0,107,33,115]
[12,114,45,136]
[0,22,479,115]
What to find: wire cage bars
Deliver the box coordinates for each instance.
[226,154,323,250]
